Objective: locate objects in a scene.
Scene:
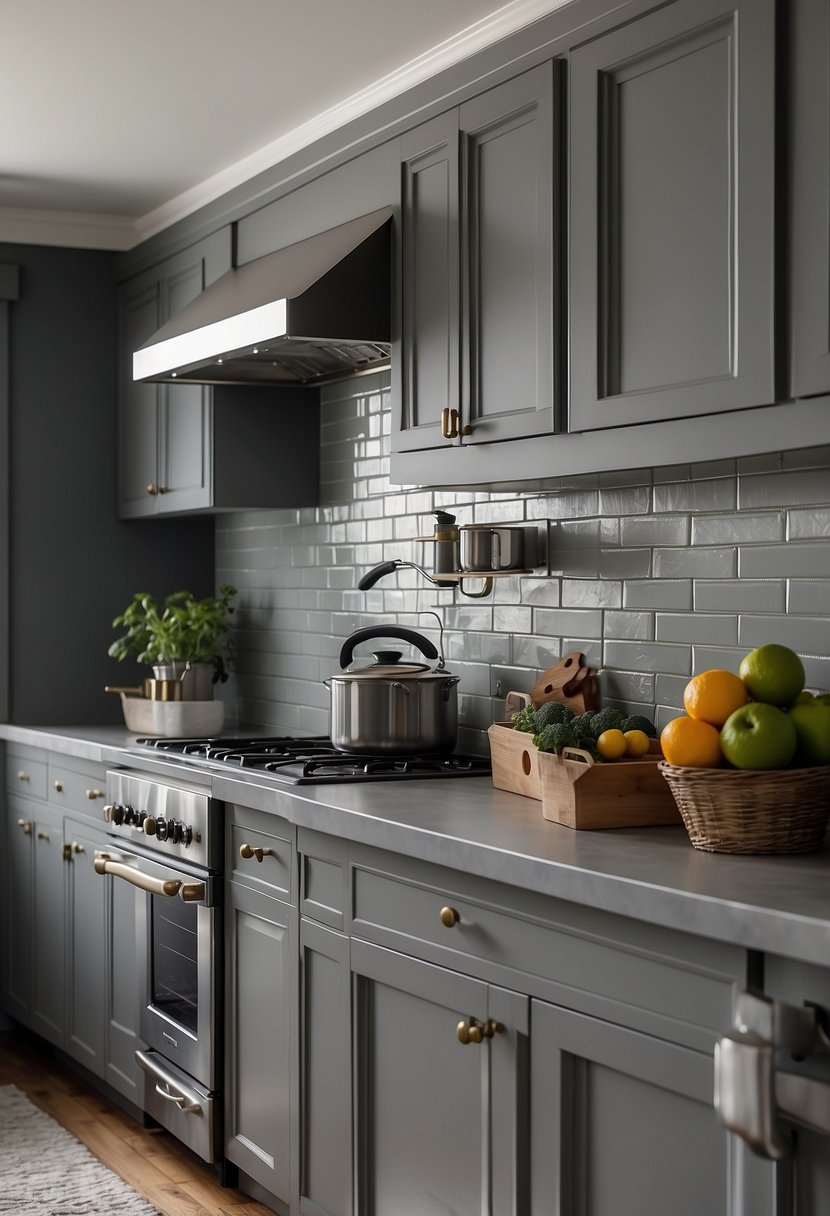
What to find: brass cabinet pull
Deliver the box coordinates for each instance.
[53,780,64,793]
[16,818,32,836]
[36,831,50,843]
[16,770,30,783]
[157,485,169,494]
[439,905,459,928]
[62,843,72,862]
[456,1017,502,1045]
[439,408,472,439]
[85,788,104,800]
[146,482,158,495]
[239,842,272,863]
[72,841,85,855]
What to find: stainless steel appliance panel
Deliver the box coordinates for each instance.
[136,1049,219,1163]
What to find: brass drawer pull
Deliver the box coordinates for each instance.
[16,770,30,783]
[72,841,85,855]
[239,842,272,863]
[36,831,50,843]
[53,780,64,792]
[146,482,158,495]
[85,788,104,800]
[16,818,32,836]
[439,905,459,928]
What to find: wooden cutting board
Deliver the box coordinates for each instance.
[529,652,600,714]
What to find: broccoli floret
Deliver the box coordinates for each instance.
[588,706,628,738]
[620,714,656,737]
[534,700,576,730]
[532,722,578,754]
[511,704,537,733]
[570,711,597,735]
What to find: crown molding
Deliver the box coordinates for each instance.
[0,206,138,252]
[2,0,569,252]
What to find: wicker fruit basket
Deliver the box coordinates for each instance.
[658,761,830,854]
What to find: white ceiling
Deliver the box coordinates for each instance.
[1,0,567,250]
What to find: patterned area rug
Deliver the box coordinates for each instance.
[0,1083,160,1214]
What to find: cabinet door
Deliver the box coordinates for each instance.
[118,279,162,518]
[300,918,353,1216]
[569,0,775,432]
[397,110,460,454]
[64,818,107,1077]
[530,999,774,1216]
[225,880,294,1203]
[460,62,558,445]
[157,244,215,514]
[105,845,143,1105]
[790,0,830,398]
[2,797,34,1024]
[30,804,65,1047]
[351,938,528,1216]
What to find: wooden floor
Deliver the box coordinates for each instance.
[0,1027,273,1216]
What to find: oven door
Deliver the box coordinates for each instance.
[94,846,219,1091]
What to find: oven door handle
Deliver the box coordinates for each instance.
[135,1050,204,1115]
[93,851,205,902]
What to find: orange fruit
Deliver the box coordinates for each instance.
[597,729,626,759]
[660,716,722,767]
[683,669,748,727]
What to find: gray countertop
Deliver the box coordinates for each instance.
[3,723,829,968]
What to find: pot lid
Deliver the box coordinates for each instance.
[341,649,436,679]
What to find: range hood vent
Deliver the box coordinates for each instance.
[133,206,393,387]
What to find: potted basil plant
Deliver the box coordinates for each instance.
[108,585,237,701]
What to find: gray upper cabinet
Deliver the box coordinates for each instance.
[569,0,775,431]
[118,230,320,518]
[394,62,558,455]
[118,231,231,518]
[790,0,830,399]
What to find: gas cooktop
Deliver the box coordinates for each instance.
[134,735,492,785]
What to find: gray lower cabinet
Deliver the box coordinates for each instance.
[3,792,38,1025]
[118,230,319,519]
[225,806,296,1206]
[64,815,108,1076]
[29,800,66,1048]
[395,62,558,456]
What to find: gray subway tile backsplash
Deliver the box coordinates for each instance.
[216,372,830,749]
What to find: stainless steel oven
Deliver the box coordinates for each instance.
[95,768,222,1164]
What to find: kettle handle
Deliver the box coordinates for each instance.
[339,626,439,670]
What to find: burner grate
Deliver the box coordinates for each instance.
[135,735,491,784]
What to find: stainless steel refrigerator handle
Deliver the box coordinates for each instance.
[715,992,830,1158]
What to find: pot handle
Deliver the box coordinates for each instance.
[339,626,439,670]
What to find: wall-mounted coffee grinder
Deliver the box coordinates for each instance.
[358,511,545,598]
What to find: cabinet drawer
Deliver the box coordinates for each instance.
[228,806,293,903]
[351,851,743,1051]
[49,759,108,821]
[5,749,48,801]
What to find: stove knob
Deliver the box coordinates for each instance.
[123,806,137,826]
[143,816,157,837]
[182,824,193,847]
[103,803,123,824]
[171,821,183,844]
[156,817,169,842]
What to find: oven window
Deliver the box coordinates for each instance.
[149,891,198,1034]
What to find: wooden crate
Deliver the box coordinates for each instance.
[539,746,680,830]
[488,722,544,800]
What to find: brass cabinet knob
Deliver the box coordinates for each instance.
[53,780,64,793]
[72,841,85,855]
[16,770,30,783]
[439,906,459,928]
[146,483,158,495]
[157,485,169,494]
[36,831,50,843]
[85,788,104,800]
[457,1017,502,1045]
[16,818,32,836]
[239,842,272,863]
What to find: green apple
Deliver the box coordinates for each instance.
[738,644,805,706]
[793,690,815,704]
[720,702,798,770]
[787,700,830,765]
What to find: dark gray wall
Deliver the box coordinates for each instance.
[4,243,215,725]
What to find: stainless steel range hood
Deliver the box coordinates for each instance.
[133,206,393,387]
